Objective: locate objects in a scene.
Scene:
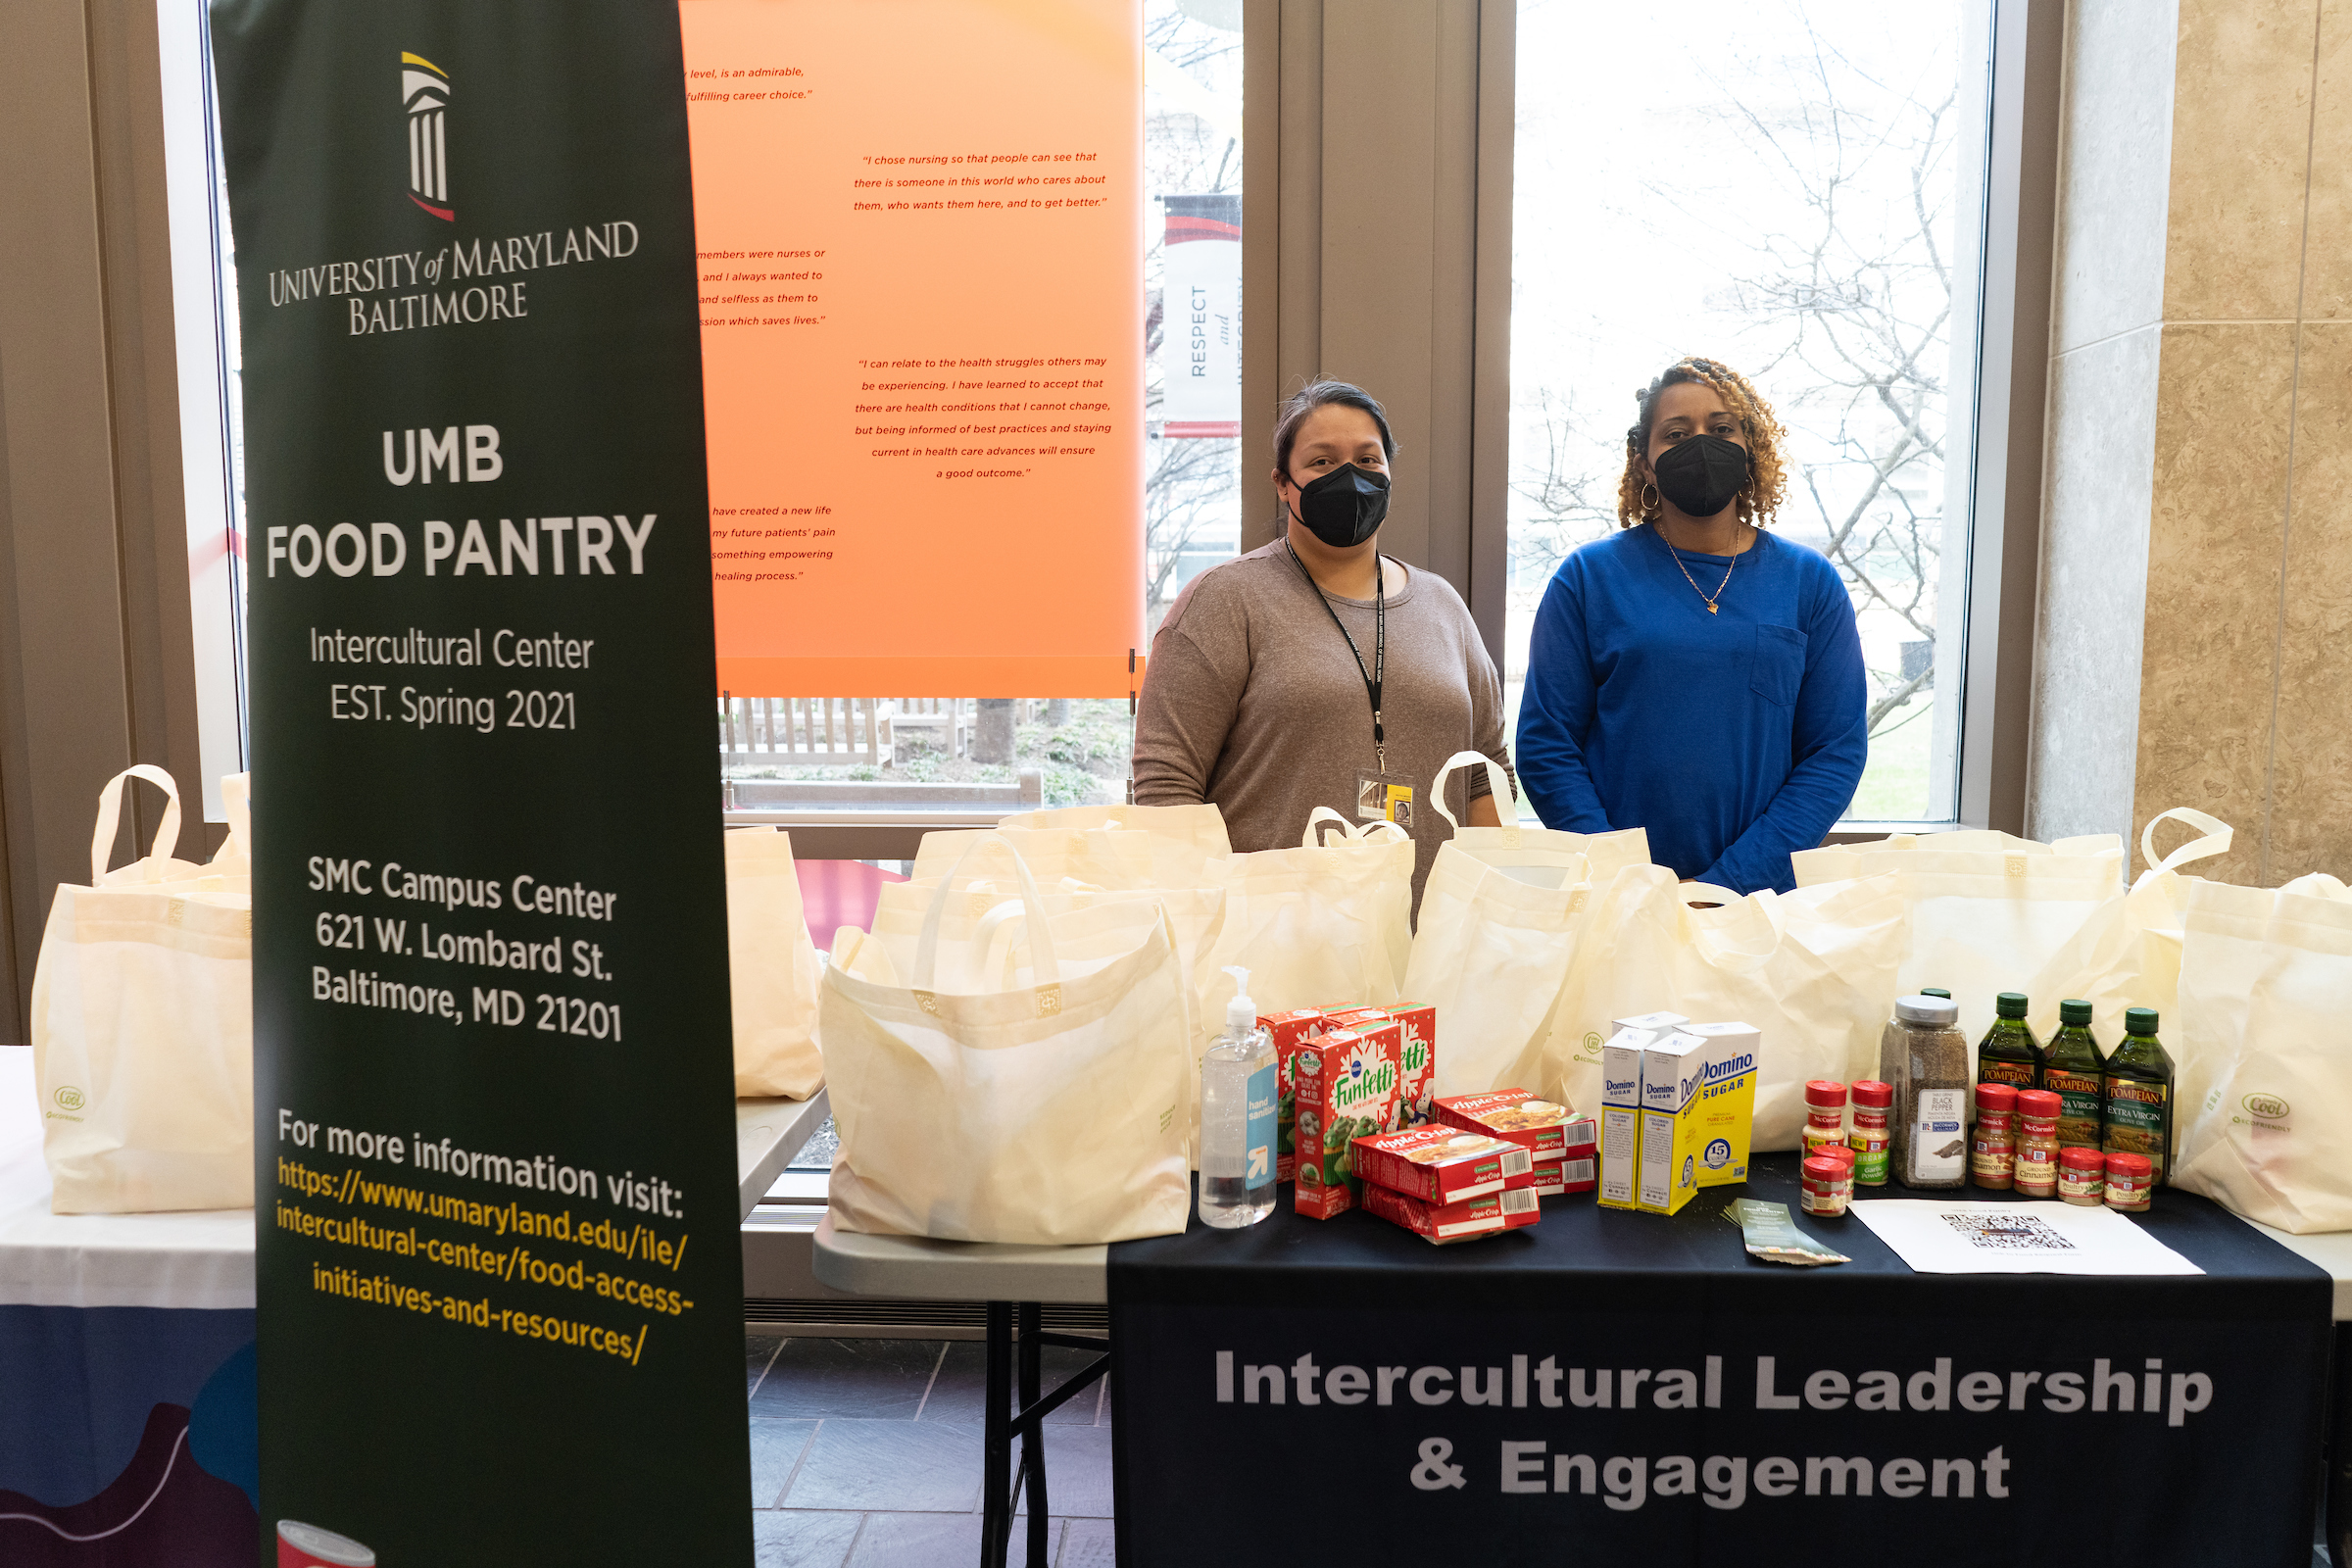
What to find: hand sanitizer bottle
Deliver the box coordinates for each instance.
[1199,965,1276,1228]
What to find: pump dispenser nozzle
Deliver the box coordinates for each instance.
[1222,965,1255,1033]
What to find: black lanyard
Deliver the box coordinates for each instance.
[1285,540,1386,773]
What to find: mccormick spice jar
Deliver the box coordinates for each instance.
[1887,995,1970,1189]
[1800,1154,1850,1217]
[2058,1147,2106,1206]
[1848,1080,1893,1186]
[2104,1152,2153,1212]
[1803,1080,1848,1157]
[1971,1082,2018,1191]
[2014,1089,2061,1199]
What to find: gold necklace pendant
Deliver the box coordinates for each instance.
[1707,602,1719,614]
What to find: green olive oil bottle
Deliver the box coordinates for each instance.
[2042,999,2106,1150]
[1976,992,2044,1092]
[1920,989,1951,999]
[2104,1006,2177,1184]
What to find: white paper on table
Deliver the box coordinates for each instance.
[1850,1199,2203,1276]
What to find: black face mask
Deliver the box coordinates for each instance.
[1288,463,1391,549]
[1651,433,1750,519]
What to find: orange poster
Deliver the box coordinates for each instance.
[680,0,1144,697]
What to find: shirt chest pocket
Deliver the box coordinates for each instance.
[1750,623,1806,707]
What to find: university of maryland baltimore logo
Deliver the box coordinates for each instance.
[403,52,452,220]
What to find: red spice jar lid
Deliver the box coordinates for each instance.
[2058,1147,2104,1172]
[1805,1079,1848,1108]
[2015,1089,2062,1119]
[2105,1152,2153,1176]
[1974,1082,2018,1114]
[1850,1080,1893,1108]
[1801,1155,1844,1182]
[1812,1143,1856,1168]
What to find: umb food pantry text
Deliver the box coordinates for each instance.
[1214,1350,2217,1507]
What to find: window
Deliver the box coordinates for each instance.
[158,0,251,824]
[1506,0,1992,823]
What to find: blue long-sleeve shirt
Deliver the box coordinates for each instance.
[1516,524,1868,894]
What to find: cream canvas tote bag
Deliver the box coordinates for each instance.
[2119,808,2234,1029]
[724,826,824,1100]
[1792,831,2134,1046]
[998,801,1232,858]
[867,858,1225,1157]
[822,841,1191,1244]
[911,818,1230,895]
[32,766,253,1213]
[1548,866,1905,1147]
[2171,874,2352,1232]
[1198,809,1414,1025]
[1406,753,1646,1099]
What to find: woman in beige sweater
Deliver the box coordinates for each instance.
[1132,380,1515,908]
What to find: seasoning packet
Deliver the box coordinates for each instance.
[1730,1199,1850,1267]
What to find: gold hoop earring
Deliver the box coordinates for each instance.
[1641,482,1661,517]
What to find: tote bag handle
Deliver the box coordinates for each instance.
[1429,749,1519,835]
[2139,808,2233,876]
[1301,807,1409,849]
[914,838,1061,990]
[88,764,183,885]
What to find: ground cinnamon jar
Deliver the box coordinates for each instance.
[1801,1154,1850,1217]
[1971,1082,2018,1191]
[2059,1147,2105,1205]
[2104,1151,2153,1212]
[1804,1080,1848,1158]
[2014,1089,2061,1199]
[1849,1080,1893,1186]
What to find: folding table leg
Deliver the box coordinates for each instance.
[1019,1301,1049,1567]
[2328,1321,2352,1568]
[982,1301,1013,1568]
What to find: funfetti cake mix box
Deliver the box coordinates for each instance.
[1681,1021,1760,1188]
[1259,1009,1329,1183]
[1363,1180,1541,1245]
[1292,1024,1402,1219]
[1386,1004,1437,1127]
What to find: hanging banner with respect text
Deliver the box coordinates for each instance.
[212,2,750,1562]
[1159,194,1241,438]
[681,0,1145,699]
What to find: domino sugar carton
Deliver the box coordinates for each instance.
[1681,1021,1760,1188]
[1637,1031,1711,1214]
[1595,1028,1652,1210]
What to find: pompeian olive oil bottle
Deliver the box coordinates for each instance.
[2042,999,2106,1150]
[1976,992,2044,1092]
[2104,1006,2177,1185]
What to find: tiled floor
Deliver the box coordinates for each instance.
[747,1331,1113,1568]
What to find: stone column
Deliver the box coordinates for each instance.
[2030,0,2349,885]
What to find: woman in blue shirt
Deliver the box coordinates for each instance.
[1516,358,1867,894]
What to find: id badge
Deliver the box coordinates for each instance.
[1354,769,1414,830]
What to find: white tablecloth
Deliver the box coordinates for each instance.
[0,1045,254,1308]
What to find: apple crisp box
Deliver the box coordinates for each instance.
[1349,1127,1533,1204]
[1292,1022,1402,1220]
[1259,1008,1330,1184]
[1362,1180,1542,1245]
[1436,1089,1585,1158]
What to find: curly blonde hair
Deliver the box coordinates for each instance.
[1615,357,1788,527]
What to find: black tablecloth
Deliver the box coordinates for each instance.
[1106,1155,2329,1567]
